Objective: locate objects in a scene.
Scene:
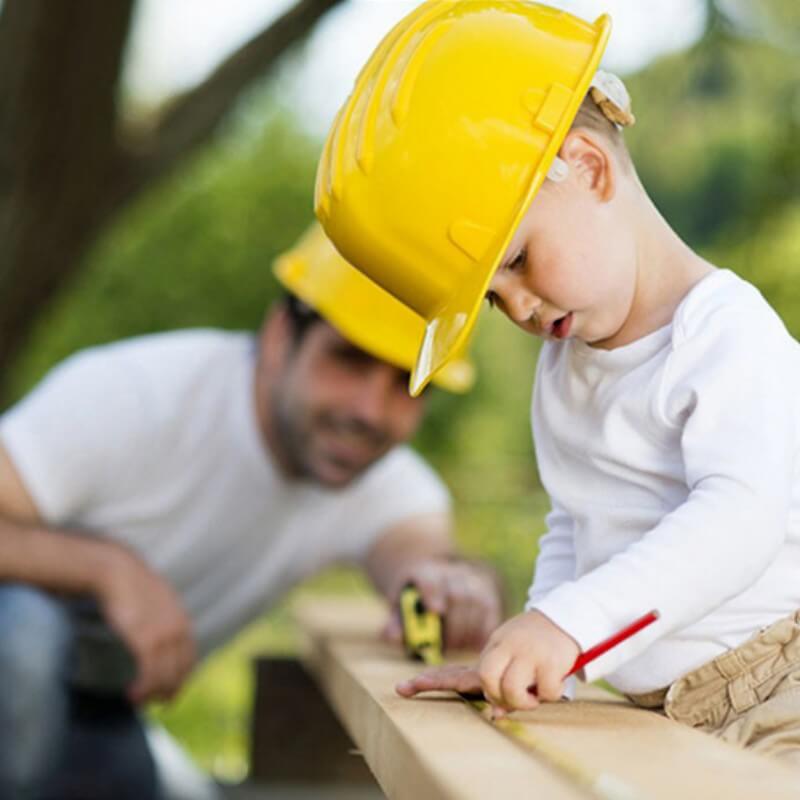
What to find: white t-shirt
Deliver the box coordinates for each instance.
[0,331,450,655]
[526,269,800,694]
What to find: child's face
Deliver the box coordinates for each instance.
[485,131,637,347]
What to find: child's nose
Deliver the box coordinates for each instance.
[506,290,542,325]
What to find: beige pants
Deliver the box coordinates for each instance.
[627,611,800,767]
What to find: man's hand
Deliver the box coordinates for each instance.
[383,558,503,651]
[395,610,579,717]
[95,545,196,704]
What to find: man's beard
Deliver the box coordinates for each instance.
[271,390,391,486]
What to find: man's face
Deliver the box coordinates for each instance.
[261,317,426,488]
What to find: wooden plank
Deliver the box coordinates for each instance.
[294,597,800,800]
[249,657,376,785]
[295,598,579,800]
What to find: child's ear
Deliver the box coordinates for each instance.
[560,130,615,202]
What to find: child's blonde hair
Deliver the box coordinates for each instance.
[570,71,636,171]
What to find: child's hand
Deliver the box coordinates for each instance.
[395,611,580,717]
[478,610,579,716]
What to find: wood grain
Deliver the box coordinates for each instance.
[294,597,800,800]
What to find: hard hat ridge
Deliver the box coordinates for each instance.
[316,1,612,395]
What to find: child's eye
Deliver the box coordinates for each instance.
[507,248,527,272]
[485,291,497,309]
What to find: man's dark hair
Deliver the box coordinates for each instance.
[284,293,323,344]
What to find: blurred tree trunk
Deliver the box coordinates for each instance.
[0,0,344,388]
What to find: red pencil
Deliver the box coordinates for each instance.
[455,609,662,703]
[564,609,660,678]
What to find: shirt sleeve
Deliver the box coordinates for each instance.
[531,303,797,682]
[525,500,576,609]
[331,445,452,563]
[525,502,578,698]
[0,347,154,524]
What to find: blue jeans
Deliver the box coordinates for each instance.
[0,583,160,800]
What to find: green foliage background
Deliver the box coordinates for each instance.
[6,22,800,781]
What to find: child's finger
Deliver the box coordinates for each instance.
[477,647,511,708]
[534,662,565,703]
[395,664,480,697]
[500,658,540,712]
[395,677,430,697]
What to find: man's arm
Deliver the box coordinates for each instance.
[364,512,505,651]
[0,444,195,703]
[0,443,120,591]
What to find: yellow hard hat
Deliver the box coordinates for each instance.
[273,223,475,393]
[315,1,611,395]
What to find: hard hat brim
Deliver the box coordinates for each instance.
[275,230,475,394]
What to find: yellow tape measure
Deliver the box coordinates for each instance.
[399,583,443,666]
[398,584,645,800]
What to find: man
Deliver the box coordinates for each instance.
[0,223,503,799]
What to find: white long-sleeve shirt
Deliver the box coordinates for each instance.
[525,269,800,694]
